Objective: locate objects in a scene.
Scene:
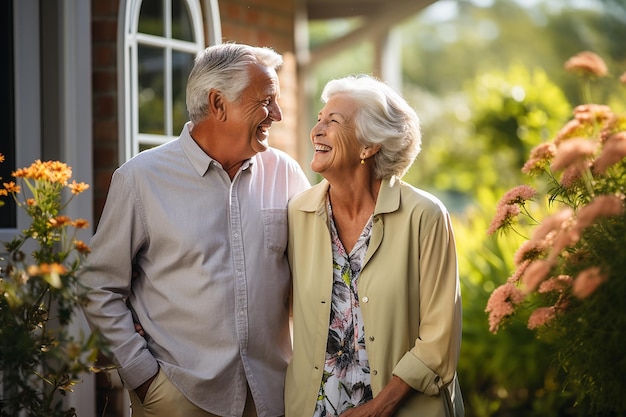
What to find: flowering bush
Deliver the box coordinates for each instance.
[0,156,105,416]
[485,52,626,415]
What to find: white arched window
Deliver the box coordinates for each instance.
[121,0,220,160]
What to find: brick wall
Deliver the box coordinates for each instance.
[91,0,120,226]
[217,0,300,161]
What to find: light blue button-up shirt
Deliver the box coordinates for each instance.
[81,123,310,416]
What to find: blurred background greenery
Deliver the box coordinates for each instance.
[307,0,626,415]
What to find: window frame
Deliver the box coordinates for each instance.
[1,0,41,244]
[120,0,219,161]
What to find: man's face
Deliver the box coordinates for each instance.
[225,63,282,157]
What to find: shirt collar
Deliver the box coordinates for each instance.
[180,122,254,176]
[294,177,401,216]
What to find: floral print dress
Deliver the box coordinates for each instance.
[313,200,374,417]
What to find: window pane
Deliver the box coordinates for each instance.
[139,143,157,153]
[172,0,193,41]
[138,45,165,135]
[138,0,164,36]
[172,51,194,133]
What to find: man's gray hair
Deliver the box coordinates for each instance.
[186,43,283,124]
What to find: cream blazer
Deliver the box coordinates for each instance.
[286,178,464,417]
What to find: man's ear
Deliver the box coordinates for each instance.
[208,89,227,121]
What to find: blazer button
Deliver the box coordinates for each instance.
[372,370,378,375]
[369,336,375,341]
[362,296,369,303]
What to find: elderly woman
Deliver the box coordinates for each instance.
[286,75,464,417]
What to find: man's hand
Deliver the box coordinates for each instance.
[134,371,158,403]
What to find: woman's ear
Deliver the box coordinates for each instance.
[208,89,227,121]
[362,144,381,159]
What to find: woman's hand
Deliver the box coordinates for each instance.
[135,322,146,337]
[339,401,388,417]
[340,376,413,417]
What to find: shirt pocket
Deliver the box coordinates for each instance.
[262,208,288,253]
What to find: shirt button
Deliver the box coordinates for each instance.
[239,311,245,316]
[362,296,369,303]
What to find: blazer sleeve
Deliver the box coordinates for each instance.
[393,208,462,396]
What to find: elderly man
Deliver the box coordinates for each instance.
[81,43,310,417]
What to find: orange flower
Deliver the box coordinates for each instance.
[48,215,71,228]
[14,160,72,185]
[3,181,21,193]
[41,263,68,275]
[74,240,91,255]
[39,263,68,289]
[69,180,90,195]
[564,51,608,78]
[71,218,90,229]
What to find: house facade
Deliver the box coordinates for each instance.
[3,1,302,414]
[1,0,434,414]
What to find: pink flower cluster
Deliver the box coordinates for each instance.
[594,132,626,174]
[486,193,623,333]
[485,283,525,333]
[486,51,626,334]
[522,142,557,175]
[564,51,608,78]
[487,185,536,235]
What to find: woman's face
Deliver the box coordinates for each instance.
[310,94,363,177]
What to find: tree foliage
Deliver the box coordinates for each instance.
[306,1,626,416]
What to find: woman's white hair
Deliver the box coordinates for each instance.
[321,74,422,179]
[186,43,283,124]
